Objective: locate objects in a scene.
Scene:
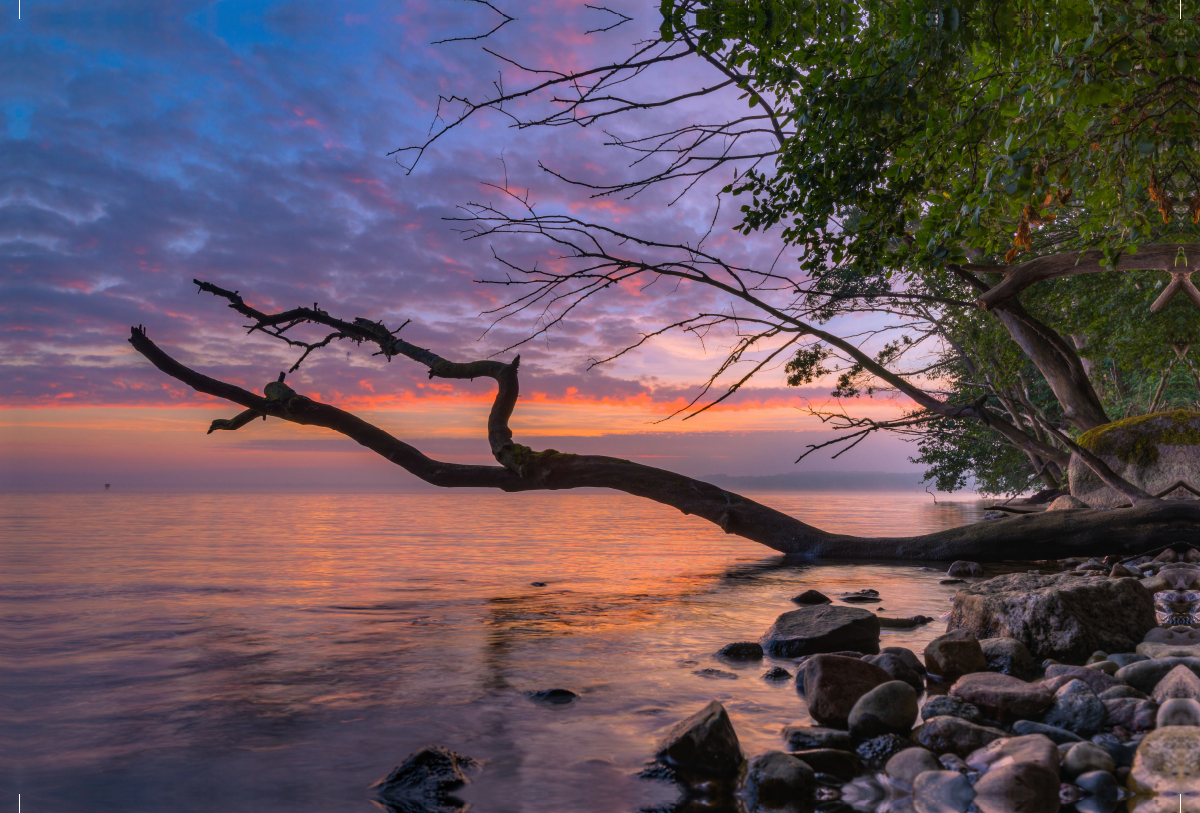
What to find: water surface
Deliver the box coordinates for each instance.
[3,491,987,812]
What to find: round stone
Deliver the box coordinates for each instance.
[1129,726,1200,794]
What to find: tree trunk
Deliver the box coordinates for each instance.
[129,327,1197,563]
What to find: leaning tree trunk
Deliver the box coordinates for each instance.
[129,297,1199,563]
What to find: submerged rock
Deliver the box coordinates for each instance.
[716,641,763,661]
[761,666,792,681]
[790,589,831,605]
[527,688,578,704]
[761,605,881,658]
[946,571,1157,663]
[370,745,478,813]
[780,724,851,751]
[655,699,743,779]
[946,561,983,577]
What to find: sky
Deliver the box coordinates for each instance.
[1,0,930,492]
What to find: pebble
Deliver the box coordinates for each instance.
[1074,770,1120,813]
[1156,697,1200,727]
[1010,719,1083,744]
[884,747,940,785]
[1061,741,1116,778]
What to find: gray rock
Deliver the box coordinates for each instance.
[1074,770,1120,813]
[780,724,852,751]
[971,760,1060,813]
[787,748,862,781]
[1041,679,1106,737]
[655,699,744,779]
[946,561,983,577]
[1156,697,1200,727]
[761,605,880,658]
[924,630,987,681]
[911,770,975,813]
[1044,663,1121,694]
[1106,652,1146,668]
[914,716,1007,758]
[740,750,815,807]
[861,652,923,693]
[370,746,479,812]
[802,654,891,728]
[1068,410,1200,508]
[1115,656,1200,694]
[921,695,982,724]
[885,747,941,786]
[1010,719,1083,744]
[949,672,1053,724]
[848,681,918,737]
[1047,494,1088,510]
[855,733,913,769]
[1102,697,1157,731]
[791,589,831,605]
[717,641,763,660]
[1062,741,1115,779]
[979,637,1037,680]
[965,734,1060,778]
[947,571,1157,663]
[1099,684,1146,700]
[881,645,927,675]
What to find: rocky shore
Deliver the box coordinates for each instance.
[371,547,1200,813]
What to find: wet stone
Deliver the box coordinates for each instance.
[914,716,1007,758]
[1074,770,1120,813]
[922,695,982,724]
[1099,684,1146,700]
[880,645,926,675]
[949,672,1053,724]
[527,689,578,704]
[1102,697,1158,731]
[1041,679,1106,737]
[791,589,831,605]
[924,630,987,681]
[802,654,891,728]
[861,652,924,693]
[716,641,763,661]
[979,637,1037,680]
[780,725,852,752]
[947,561,984,577]
[761,666,792,682]
[1010,719,1083,744]
[740,750,815,807]
[855,733,913,770]
[655,699,744,780]
[370,746,479,812]
[787,748,862,781]
[1043,663,1122,694]
[1061,741,1115,779]
[762,605,881,658]
[884,747,941,786]
[971,760,1060,813]
[848,680,918,737]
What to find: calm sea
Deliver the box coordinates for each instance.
[3,491,987,812]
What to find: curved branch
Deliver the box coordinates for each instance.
[130,325,1199,560]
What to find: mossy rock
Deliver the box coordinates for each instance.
[1069,410,1200,508]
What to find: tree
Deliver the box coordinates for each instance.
[130,0,1200,558]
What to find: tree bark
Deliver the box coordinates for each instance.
[129,327,1197,562]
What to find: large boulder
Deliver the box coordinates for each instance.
[946,571,1157,663]
[803,654,891,728]
[1069,410,1200,507]
[655,700,744,779]
[761,605,880,657]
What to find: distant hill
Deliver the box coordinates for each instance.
[703,471,931,492]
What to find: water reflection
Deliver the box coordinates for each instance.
[3,491,984,813]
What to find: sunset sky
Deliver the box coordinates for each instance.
[2,0,927,492]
